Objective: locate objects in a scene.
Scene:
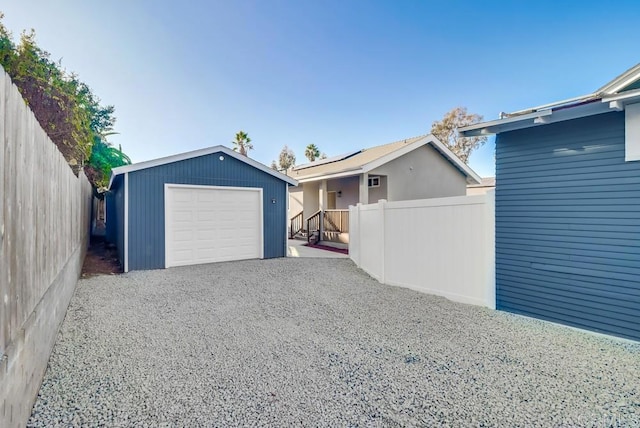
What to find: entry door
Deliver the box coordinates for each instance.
[165,184,263,267]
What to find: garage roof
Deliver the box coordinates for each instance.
[108,145,298,189]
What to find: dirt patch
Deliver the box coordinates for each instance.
[81,236,122,277]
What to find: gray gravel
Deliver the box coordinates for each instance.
[29,258,639,427]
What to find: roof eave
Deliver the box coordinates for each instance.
[364,135,481,184]
[295,168,364,183]
[459,99,620,138]
[108,145,298,189]
[596,63,640,94]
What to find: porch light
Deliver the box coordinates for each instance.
[337,191,342,197]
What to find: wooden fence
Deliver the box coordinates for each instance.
[0,66,93,427]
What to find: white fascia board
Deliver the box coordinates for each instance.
[424,136,482,184]
[458,110,553,137]
[109,145,298,189]
[460,101,615,138]
[362,137,430,172]
[597,63,640,94]
[601,88,640,105]
[625,103,640,162]
[296,168,363,183]
[363,135,482,184]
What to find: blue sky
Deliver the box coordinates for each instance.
[2,1,639,177]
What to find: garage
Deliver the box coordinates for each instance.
[105,145,297,272]
[165,185,263,267]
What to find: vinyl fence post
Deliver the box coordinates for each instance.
[379,199,387,283]
[485,190,496,309]
[355,203,362,267]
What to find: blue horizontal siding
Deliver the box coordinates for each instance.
[126,152,288,271]
[105,174,125,269]
[495,111,640,341]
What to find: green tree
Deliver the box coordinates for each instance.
[232,130,253,156]
[278,145,296,172]
[0,13,128,187]
[430,107,487,163]
[304,143,320,162]
[87,136,132,188]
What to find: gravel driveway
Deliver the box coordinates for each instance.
[29,258,639,427]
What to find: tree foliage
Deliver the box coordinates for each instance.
[304,143,320,162]
[0,13,130,187]
[430,107,487,163]
[231,130,253,156]
[88,139,131,188]
[278,145,296,171]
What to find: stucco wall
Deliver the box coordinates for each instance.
[370,144,467,201]
[367,175,388,203]
[289,186,304,217]
[327,176,359,209]
[302,181,320,220]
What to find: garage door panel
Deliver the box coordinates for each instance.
[166,185,262,268]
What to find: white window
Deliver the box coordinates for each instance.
[368,176,380,187]
[626,103,640,161]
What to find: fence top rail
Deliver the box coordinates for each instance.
[350,194,489,211]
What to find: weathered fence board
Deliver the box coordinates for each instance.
[0,66,92,428]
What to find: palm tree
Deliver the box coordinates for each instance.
[304,143,320,162]
[232,130,253,156]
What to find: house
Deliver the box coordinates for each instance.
[288,134,481,242]
[459,63,640,341]
[106,145,298,272]
[466,177,496,195]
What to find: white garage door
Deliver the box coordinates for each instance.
[165,184,263,267]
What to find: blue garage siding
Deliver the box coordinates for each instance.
[126,152,288,271]
[105,174,125,269]
[495,111,640,341]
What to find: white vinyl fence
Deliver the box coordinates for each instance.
[349,192,495,308]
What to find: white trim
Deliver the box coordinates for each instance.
[109,145,298,189]
[459,110,553,135]
[363,137,431,172]
[164,183,264,268]
[164,183,170,268]
[601,88,640,104]
[459,101,613,137]
[460,64,640,138]
[596,63,640,94]
[625,103,640,162]
[285,182,289,256]
[507,94,596,116]
[295,135,481,185]
[417,135,482,184]
[124,172,129,273]
[296,168,364,183]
